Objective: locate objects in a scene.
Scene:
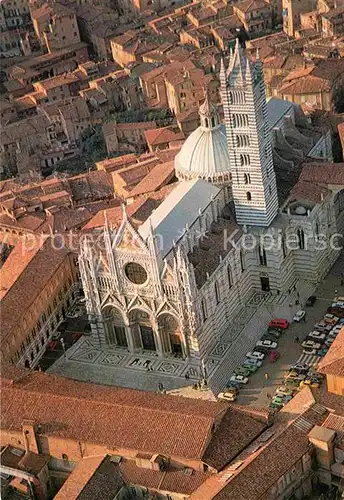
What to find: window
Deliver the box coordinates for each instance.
[243,172,251,184]
[215,281,220,304]
[297,228,305,250]
[236,135,250,148]
[227,266,232,287]
[246,192,252,201]
[282,233,287,258]
[201,299,208,322]
[124,262,147,285]
[258,245,267,266]
[240,154,250,166]
[240,250,245,272]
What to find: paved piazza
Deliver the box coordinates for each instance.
[49,250,344,399]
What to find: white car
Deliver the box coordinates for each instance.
[246,351,265,361]
[329,325,342,337]
[256,340,278,350]
[307,331,326,342]
[230,374,249,384]
[332,301,344,309]
[243,358,263,368]
[218,391,237,401]
[302,340,321,349]
[293,310,306,322]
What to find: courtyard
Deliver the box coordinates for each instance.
[48,249,344,402]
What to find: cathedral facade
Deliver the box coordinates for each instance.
[79,41,343,366]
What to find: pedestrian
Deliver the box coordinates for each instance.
[294,335,299,343]
[264,372,269,380]
[158,382,164,392]
[266,392,272,399]
[185,373,190,380]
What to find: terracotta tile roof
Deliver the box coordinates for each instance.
[0,445,50,475]
[235,0,269,13]
[127,160,175,198]
[54,455,124,500]
[0,239,71,345]
[317,327,344,377]
[202,405,267,470]
[192,397,329,500]
[0,240,44,299]
[288,180,330,204]
[0,366,225,461]
[145,127,184,147]
[83,198,147,230]
[299,162,344,186]
[57,454,210,498]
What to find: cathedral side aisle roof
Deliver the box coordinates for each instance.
[138,179,220,258]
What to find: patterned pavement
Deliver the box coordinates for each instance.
[49,285,308,394]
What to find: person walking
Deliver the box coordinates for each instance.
[294,335,300,343]
[264,372,269,380]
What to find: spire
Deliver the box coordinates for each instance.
[121,202,128,222]
[199,86,219,129]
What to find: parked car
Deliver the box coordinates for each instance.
[243,358,263,368]
[261,333,279,343]
[332,301,344,309]
[306,331,326,343]
[302,339,322,349]
[271,395,292,406]
[275,386,295,398]
[293,310,306,322]
[314,322,332,333]
[317,347,329,357]
[329,325,342,336]
[256,339,278,350]
[268,350,280,363]
[323,314,339,325]
[267,327,283,336]
[302,340,321,352]
[230,374,249,384]
[242,362,258,373]
[306,296,316,307]
[284,373,306,386]
[218,391,237,402]
[268,318,289,330]
[234,367,251,377]
[246,351,265,361]
[289,363,309,375]
[327,307,344,317]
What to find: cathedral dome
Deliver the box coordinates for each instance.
[175,92,231,185]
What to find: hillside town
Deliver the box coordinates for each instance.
[0,0,344,498]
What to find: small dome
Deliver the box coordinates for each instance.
[175,90,230,185]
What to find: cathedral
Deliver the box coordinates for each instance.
[79,41,343,369]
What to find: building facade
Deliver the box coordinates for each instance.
[79,42,340,371]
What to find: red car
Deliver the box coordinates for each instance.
[268,350,280,363]
[268,318,289,330]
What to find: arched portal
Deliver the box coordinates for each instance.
[158,313,183,356]
[103,306,128,347]
[128,309,156,352]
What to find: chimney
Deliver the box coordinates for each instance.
[22,421,39,454]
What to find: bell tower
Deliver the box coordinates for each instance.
[220,40,279,227]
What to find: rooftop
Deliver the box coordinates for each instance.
[0,365,266,467]
[317,327,344,377]
[139,179,220,258]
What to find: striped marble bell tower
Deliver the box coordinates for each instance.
[220,40,279,227]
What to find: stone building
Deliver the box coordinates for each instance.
[79,41,340,378]
[0,238,78,369]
